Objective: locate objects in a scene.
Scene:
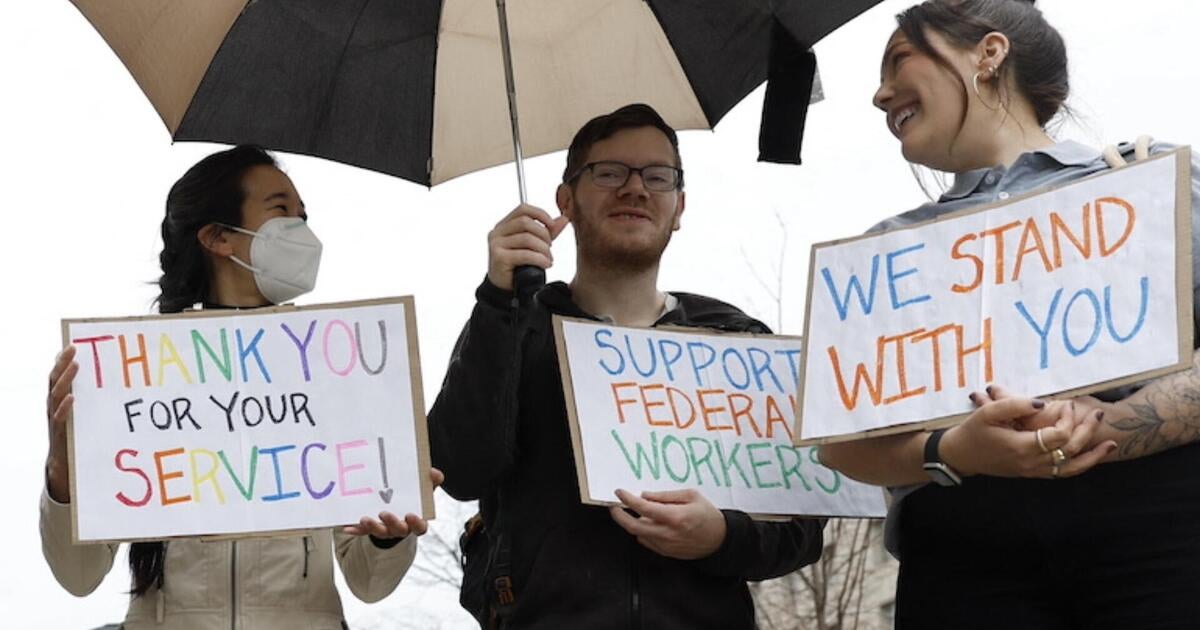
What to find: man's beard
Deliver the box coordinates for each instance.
[571,201,675,273]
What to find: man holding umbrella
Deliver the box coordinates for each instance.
[429,103,824,629]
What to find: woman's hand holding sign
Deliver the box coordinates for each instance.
[609,488,727,560]
[45,345,78,503]
[945,386,1116,479]
[344,468,445,540]
[820,387,1114,486]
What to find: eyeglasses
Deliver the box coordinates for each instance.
[567,161,683,192]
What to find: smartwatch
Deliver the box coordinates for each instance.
[923,428,963,487]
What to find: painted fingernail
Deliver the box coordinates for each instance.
[1096,411,1105,422]
[986,385,995,396]
[1032,400,1045,409]
[969,393,980,404]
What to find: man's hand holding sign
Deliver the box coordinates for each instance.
[610,489,727,560]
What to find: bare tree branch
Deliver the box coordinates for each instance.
[742,217,899,629]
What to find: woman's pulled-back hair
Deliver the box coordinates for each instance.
[134,145,276,597]
[897,0,1069,128]
[155,145,277,314]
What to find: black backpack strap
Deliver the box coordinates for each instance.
[489,483,516,626]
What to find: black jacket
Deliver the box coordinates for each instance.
[429,279,824,630]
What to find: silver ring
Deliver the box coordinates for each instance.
[1035,428,1049,453]
[1051,447,1068,466]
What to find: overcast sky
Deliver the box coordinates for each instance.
[2,1,1195,627]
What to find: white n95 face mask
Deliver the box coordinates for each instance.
[224,217,323,304]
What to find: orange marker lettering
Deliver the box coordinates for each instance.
[154,447,191,506]
[611,382,638,424]
[639,384,672,427]
[698,389,733,432]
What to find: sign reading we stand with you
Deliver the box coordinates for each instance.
[63,297,434,543]
[796,149,1194,445]
[554,318,887,519]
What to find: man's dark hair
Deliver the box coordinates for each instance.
[562,103,682,187]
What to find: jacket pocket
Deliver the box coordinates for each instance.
[249,535,310,606]
[161,539,219,610]
[512,524,584,613]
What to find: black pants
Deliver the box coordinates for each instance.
[896,442,1200,630]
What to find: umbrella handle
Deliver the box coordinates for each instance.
[513,265,545,300]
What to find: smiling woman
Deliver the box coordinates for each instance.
[873,0,1067,171]
[817,1,1200,629]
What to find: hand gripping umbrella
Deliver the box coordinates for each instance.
[70,0,882,288]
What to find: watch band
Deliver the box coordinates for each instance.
[923,428,947,463]
[923,428,963,487]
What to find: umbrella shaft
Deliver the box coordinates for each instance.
[496,0,527,204]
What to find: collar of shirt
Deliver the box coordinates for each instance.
[594,293,679,325]
[941,140,1104,201]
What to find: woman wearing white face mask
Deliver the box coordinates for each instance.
[218,214,324,306]
[41,146,442,629]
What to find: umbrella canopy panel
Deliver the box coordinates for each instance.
[176,1,441,186]
[73,0,441,183]
[773,0,885,46]
[69,0,247,132]
[71,0,877,186]
[432,0,709,185]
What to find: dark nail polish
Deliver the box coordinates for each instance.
[1096,411,1105,422]
[986,385,995,397]
[1032,400,1045,409]
[969,393,979,404]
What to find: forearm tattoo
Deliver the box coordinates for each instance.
[1107,363,1200,460]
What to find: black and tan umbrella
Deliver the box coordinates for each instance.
[70,0,881,193]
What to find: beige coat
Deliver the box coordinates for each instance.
[40,489,417,629]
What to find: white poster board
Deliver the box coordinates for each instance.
[554,317,887,519]
[63,297,433,543]
[796,149,1193,445]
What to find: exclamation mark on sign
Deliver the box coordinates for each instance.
[377,437,393,503]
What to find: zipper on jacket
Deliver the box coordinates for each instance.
[155,543,167,622]
[630,540,641,630]
[230,541,238,630]
[302,535,311,578]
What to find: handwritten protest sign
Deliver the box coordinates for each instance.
[554,317,887,519]
[796,149,1193,445]
[63,297,433,543]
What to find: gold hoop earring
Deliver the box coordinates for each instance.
[972,68,1002,111]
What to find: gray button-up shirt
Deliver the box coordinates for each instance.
[875,139,1200,556]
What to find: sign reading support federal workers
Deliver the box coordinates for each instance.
[554,316,887,519]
